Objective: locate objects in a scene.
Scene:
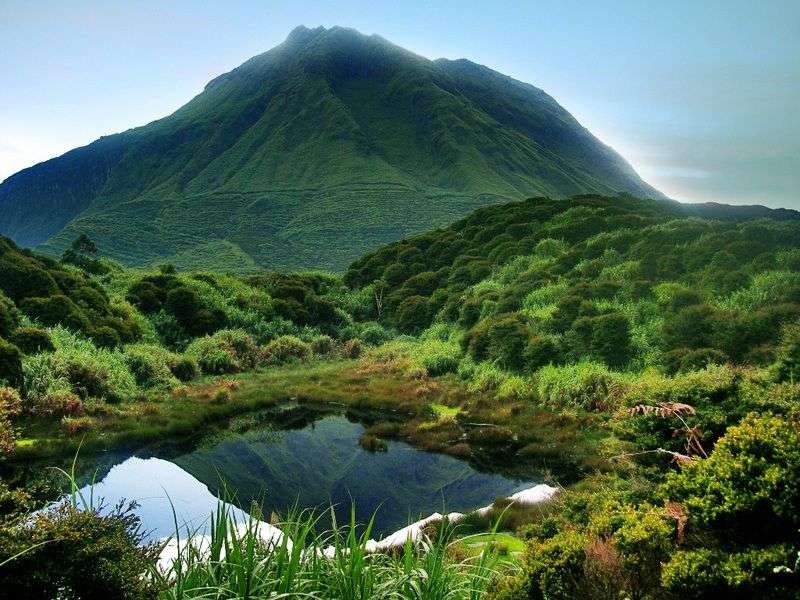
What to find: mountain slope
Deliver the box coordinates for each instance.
[0,25,662,271]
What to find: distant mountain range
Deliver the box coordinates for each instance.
[2,25,668,271]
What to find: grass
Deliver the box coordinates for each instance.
[455,532,526,558]
[154,500,508,599]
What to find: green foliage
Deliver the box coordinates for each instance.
[774,322,800,383]
[262,335,311,364]
[664,414,800,535]
[0,387,20,453]
[0,502,158,600]
[0,339,23,388]
[10,327,54,355]
[0,294,20,339]
[349,196,800,373]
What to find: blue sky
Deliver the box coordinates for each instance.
[1,0,798,207]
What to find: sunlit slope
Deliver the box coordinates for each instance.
[0,26,661,271]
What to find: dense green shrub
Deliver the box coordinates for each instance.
[664,414,800,536]
[663,347,727,375]
[170,355,200,382]
[89,325,121,348]
[9,327,54,354]
[19,295,90,332]
[0,503,158,600]
[0,253,58,302]
[124,344,180,389]
[463,314,533,371]
[774,321,800,382]
[185,329,263,374]
[0,295,20,339]
[658,414,800,598]
[311,335,335,355]
[393,295,430,333]
[263,335,311,364]
[0,340,23,388]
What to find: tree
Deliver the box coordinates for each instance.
[61,234,101,271]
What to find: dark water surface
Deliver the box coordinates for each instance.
[73,413,536,540]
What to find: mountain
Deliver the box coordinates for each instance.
[0,25,663,272]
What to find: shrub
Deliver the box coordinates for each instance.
[186,329,260,374]
[664,414,800,537]
[19,295,89,332]
[310,335,335,356]
[523,335,560,372]
[663,347,727,375]
[30,390,84,418]
[340,338,363,359]
[0,339,23,388]
[535,362,619,411]
[212,387,232,404]
[171,355,200,382]
[89,325,121,348]
[61,415,98,435]
[0,504,158,600]
[412,339,461,376]
[124,344,179,389]
[0,294,20,338]
[394,295,431,333]
[774,321,800,383]
[355,321,393,346]
[10,327,54,354]
[463,314,533,371]
[0,387,20,454]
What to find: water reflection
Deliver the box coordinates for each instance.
[75,414,536,540]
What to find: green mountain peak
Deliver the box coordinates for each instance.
[0,25,663,271]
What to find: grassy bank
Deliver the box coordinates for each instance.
[10,354,601,485]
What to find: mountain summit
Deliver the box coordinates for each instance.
[0,25,662,271]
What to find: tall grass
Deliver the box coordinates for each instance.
[154,501,506,599]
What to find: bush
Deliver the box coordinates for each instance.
[393,295,430,333]
[664,413,800,537]
[340,338,363,359]
[535,362,619,411]
[663,347,727,375]
[355,321,393,346]
[10,327,54,354]
[186,330,262,374]
[124,344,179,389]
[29,390,84,418]
[463,314,533,371]
[412,339,461,376]
[89,325,121,348]
[310,335,335,356]
[0,387,20,454]
[171,356,200,382]
[0,339,23,388]
[523,335,560,372]
[0,295,20,338]
[774,322,800,383]
[19,295,89,332]
[0,504,158,600]
[258,335,308,364]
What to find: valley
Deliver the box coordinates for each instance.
[0,193,798,598]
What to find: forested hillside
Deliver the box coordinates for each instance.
[347,195,800,370]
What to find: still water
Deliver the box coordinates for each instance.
[75,413,536,540]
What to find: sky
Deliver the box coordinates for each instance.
[1,0,798,207]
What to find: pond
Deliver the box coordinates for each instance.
[70,410,538,541]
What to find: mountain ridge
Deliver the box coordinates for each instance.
[1,25,664,271]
